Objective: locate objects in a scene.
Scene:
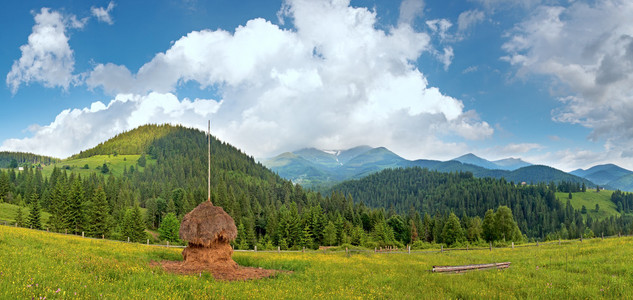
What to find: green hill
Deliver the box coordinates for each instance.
[0,151,60,168]
[556,190,618,220]
[0,202,50,224]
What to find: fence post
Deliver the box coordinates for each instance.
[103,235,105,239]
[65,229,67,234]
[602,232,604,240]
[536,241,539,247]
[558,238,561,245]
[167,241,170,248]
[489,242,492,251]
[466,244,469,251]
[47,228,49,232]
[303,247,305,253]
[127,237,130,243]
[441,245,444,253]
[277,246,280,253]
[512,242,514,249]
[408,245,411,254]
[619,232,621,238]
[254,245,257,252]
[82,231,84,238]
[374,247,376,253]
[346,247,348,256]
[580,236,583,242]
[147,239,149,245]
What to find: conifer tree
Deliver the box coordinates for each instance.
[15,206,24,227]
[27,193,42,230]
[67,179,84,234]
[441,212,465,246]
[122,206,146,242]
[88,187,111,238]
[158,212,180,243]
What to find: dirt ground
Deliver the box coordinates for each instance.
[155,260,280,281]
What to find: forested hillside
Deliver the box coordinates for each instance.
[0,152,60,168]
[331,167,633,240]
[2,124,632,251]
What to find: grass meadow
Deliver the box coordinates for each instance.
[555,190,619,220]
[1,225,632,299]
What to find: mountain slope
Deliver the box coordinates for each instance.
[493,158,532,171]
[0,152,60,168]
[452,153,499,170]
[571,164,633,186]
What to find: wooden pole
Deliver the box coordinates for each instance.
[167,241,170,247]
[127,237,130,243]
[489,242,492,251]
[441,245,444,253]
[254,245,257,252]
[408,245,411,254]
[512,242,514,249]
[147,239,149,245]
[277,246,280,253]
[82,231,84,238]
[208,120,211,204]
[558,238,561,245]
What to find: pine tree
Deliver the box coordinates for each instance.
[15,206,24,227]
[67,179,84,234]
[27,193,42,230]
[482,209,496,242]
[122,206,146,242]
[441,212,464,246]
[235,222,248,249]
[158,213,181,243]
[88,187,111,238]
[323,221,337,246]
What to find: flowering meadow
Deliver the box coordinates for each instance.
[1,225,632,299]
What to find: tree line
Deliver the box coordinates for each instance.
[2,125,632,249]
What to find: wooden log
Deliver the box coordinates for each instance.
[433,262,511,273]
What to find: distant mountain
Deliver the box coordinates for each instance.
[263,146,591,189]
[493,158,532,171]
[571,164,633,191]
[451,153,532,171]
[453,153,500,170]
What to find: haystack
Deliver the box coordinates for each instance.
[179,201,238,268]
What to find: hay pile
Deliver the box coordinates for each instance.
[157,201,278,281]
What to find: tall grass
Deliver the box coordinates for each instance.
[1,225,631,299]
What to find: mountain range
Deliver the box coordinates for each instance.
[262,146,601,190]
[571,164,633,191]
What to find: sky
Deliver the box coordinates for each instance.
[1,0,633,172]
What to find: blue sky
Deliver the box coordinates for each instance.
[1,0,632,172]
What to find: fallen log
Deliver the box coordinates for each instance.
[432,262,511,273]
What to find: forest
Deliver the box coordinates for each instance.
[1,124,632,250]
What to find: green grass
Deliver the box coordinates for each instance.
[556,190,618,220]
[1,225,632,298]
[40,155,155,178]
[0,202,50,224]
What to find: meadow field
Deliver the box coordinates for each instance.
[1,225,632,299]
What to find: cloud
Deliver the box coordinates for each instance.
[6,8,79,94]
[457,9,485,32]
[502,0,633,164]
[91,1,116,25]
[0,93,220,158]
[8,0,492,159]
[398,0,425,26]
[426,18,452,42]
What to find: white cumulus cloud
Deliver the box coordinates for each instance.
[5,0,493,160]
[6,8,79,94]
[502,0,633,164]
[91,1,116,25]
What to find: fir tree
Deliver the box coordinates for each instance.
[441,212,465,246]
[88,187,111,238]
[122,206,146,242]
[158,213,180,243]
[67,179,84,234]
[27,193,42,230]
[15,206,24,227]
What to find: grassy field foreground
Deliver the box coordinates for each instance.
[1,225,632,299]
